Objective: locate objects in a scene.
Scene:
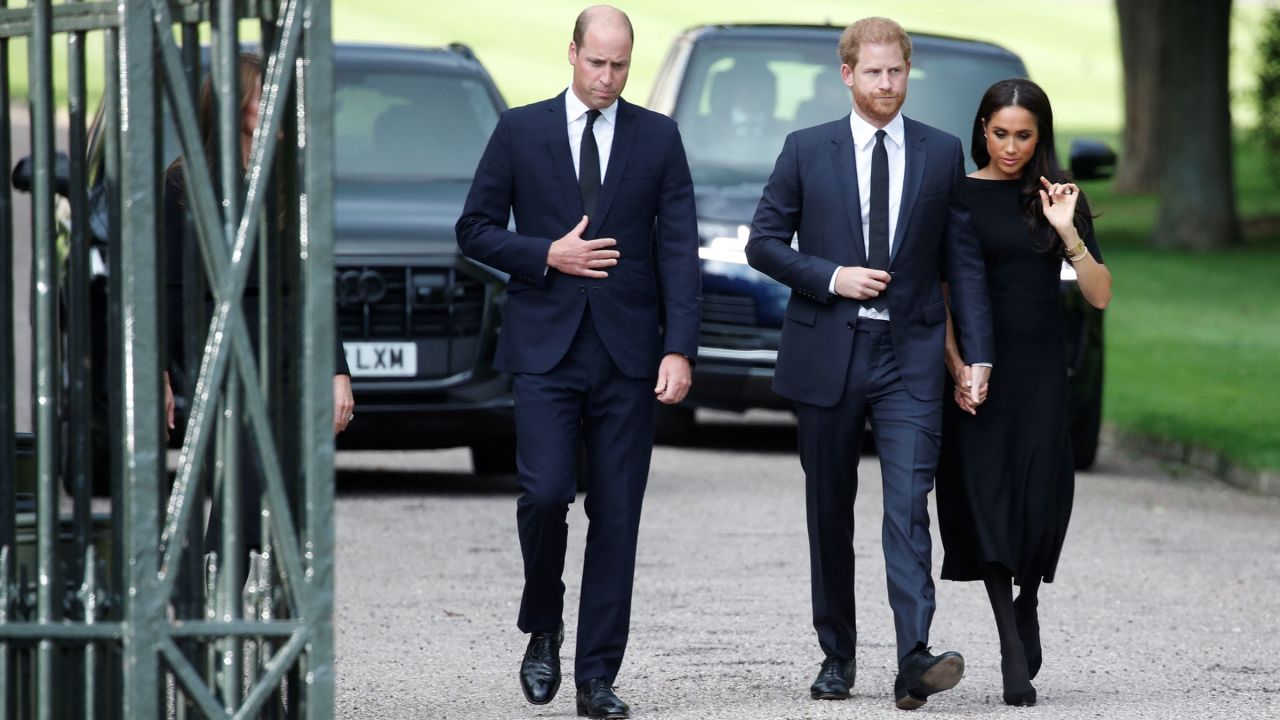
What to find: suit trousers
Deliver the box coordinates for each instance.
[795,319,942,662]
[512,306,656,685]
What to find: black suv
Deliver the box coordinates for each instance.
[14,43,519,481]
[648,25,1111,468]
[329,44,517,472]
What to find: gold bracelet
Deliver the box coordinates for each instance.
[1066,240,1087,263]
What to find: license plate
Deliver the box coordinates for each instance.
[344,342,417,377]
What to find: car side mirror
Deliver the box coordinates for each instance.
[1068,140,1116,182]
[11,151,71,196]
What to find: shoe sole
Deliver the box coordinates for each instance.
[919,655,965,694]
[811,690,851,701]
[895,656,965,710]
[895,694,926,711]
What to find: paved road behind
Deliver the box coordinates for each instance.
[334,415,1279,719]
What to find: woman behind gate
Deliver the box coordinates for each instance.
[162,52,354,552]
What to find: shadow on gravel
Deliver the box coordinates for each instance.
[661,411,875,455]
[336,470,519,496]
[661,417,799,453]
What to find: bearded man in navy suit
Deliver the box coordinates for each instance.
[456,6,699,718]
[746,16,994,711]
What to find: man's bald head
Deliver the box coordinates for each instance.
[568,4,633,110]
[573,5,633,48]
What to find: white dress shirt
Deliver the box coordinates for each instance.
[829,111,906,321]
[565,88,617,182]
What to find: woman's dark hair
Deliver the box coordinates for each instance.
[970,78,1092,254]
[167,53,263,186]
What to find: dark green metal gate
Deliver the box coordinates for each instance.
[0,1,337,717]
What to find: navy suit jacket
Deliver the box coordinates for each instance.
[456,93,700,379]
[746,115,993,406]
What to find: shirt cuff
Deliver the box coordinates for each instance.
[972,362,993,368]
[828,267,841,295]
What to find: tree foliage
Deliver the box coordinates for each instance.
[1258,7,1280,190]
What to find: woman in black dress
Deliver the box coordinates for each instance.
[937,78,1112,706]
[162,54,355,553]
[164,53,354,438]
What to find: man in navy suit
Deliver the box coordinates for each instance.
[745,17,993,711]
[456,6,699,718]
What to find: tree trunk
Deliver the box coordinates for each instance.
[1114,0,1168,193]
[1152,0,1240,249]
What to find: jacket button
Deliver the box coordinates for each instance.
[847,321,855,329]
[578,286,586,293]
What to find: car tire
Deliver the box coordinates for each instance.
[655,405,696,445]
[1071,372,1103,470]
[471,442,518,476]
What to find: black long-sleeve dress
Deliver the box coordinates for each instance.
[936,177,1102,584]
[163,166,349,548]
[163,167,350,387]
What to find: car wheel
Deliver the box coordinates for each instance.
[1071,373,1103,470]
[471,442,518,476]
[654,405,696,445]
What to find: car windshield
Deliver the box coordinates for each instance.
[673,36,1027,187]
[334,68,499,182]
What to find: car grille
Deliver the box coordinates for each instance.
[337,266,486,379]
[337,266,484,338]
[702,292,756,325]
[699,292,778,352]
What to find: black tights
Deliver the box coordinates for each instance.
[982,568,1041,698]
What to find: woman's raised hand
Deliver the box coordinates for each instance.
[1038,175,1079,231]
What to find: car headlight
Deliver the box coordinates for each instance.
[698,221,751,264]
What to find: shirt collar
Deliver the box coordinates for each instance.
[849,110,904,151]
[565,88,618,125]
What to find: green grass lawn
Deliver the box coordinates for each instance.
[1096,244,1280,471]
[1075,132,1280,472]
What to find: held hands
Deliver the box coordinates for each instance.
[834,266,891,300]
[950,364,990,416]
[547,215,620,279]
[654,353,692,405]
[1038,176,1079,232]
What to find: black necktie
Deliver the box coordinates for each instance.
[867,128,890,311]
[579,109,602,217]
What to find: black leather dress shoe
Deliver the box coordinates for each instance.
[893,647,965,710]
[810,656,855,700]
[519,627,563,705]
[576,678,630,719]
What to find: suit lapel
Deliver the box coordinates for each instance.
[586,98,637,235]
[830,118,867,267]
[890,117,926,266]
[544,92,581,215]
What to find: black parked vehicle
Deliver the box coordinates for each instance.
[648,24,1112,468]
[329,44,517,473]
[13,43,519,484]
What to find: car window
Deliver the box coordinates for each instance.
[672,36,1026,187]
[334,69,499,182]
[904,46,1027,155]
